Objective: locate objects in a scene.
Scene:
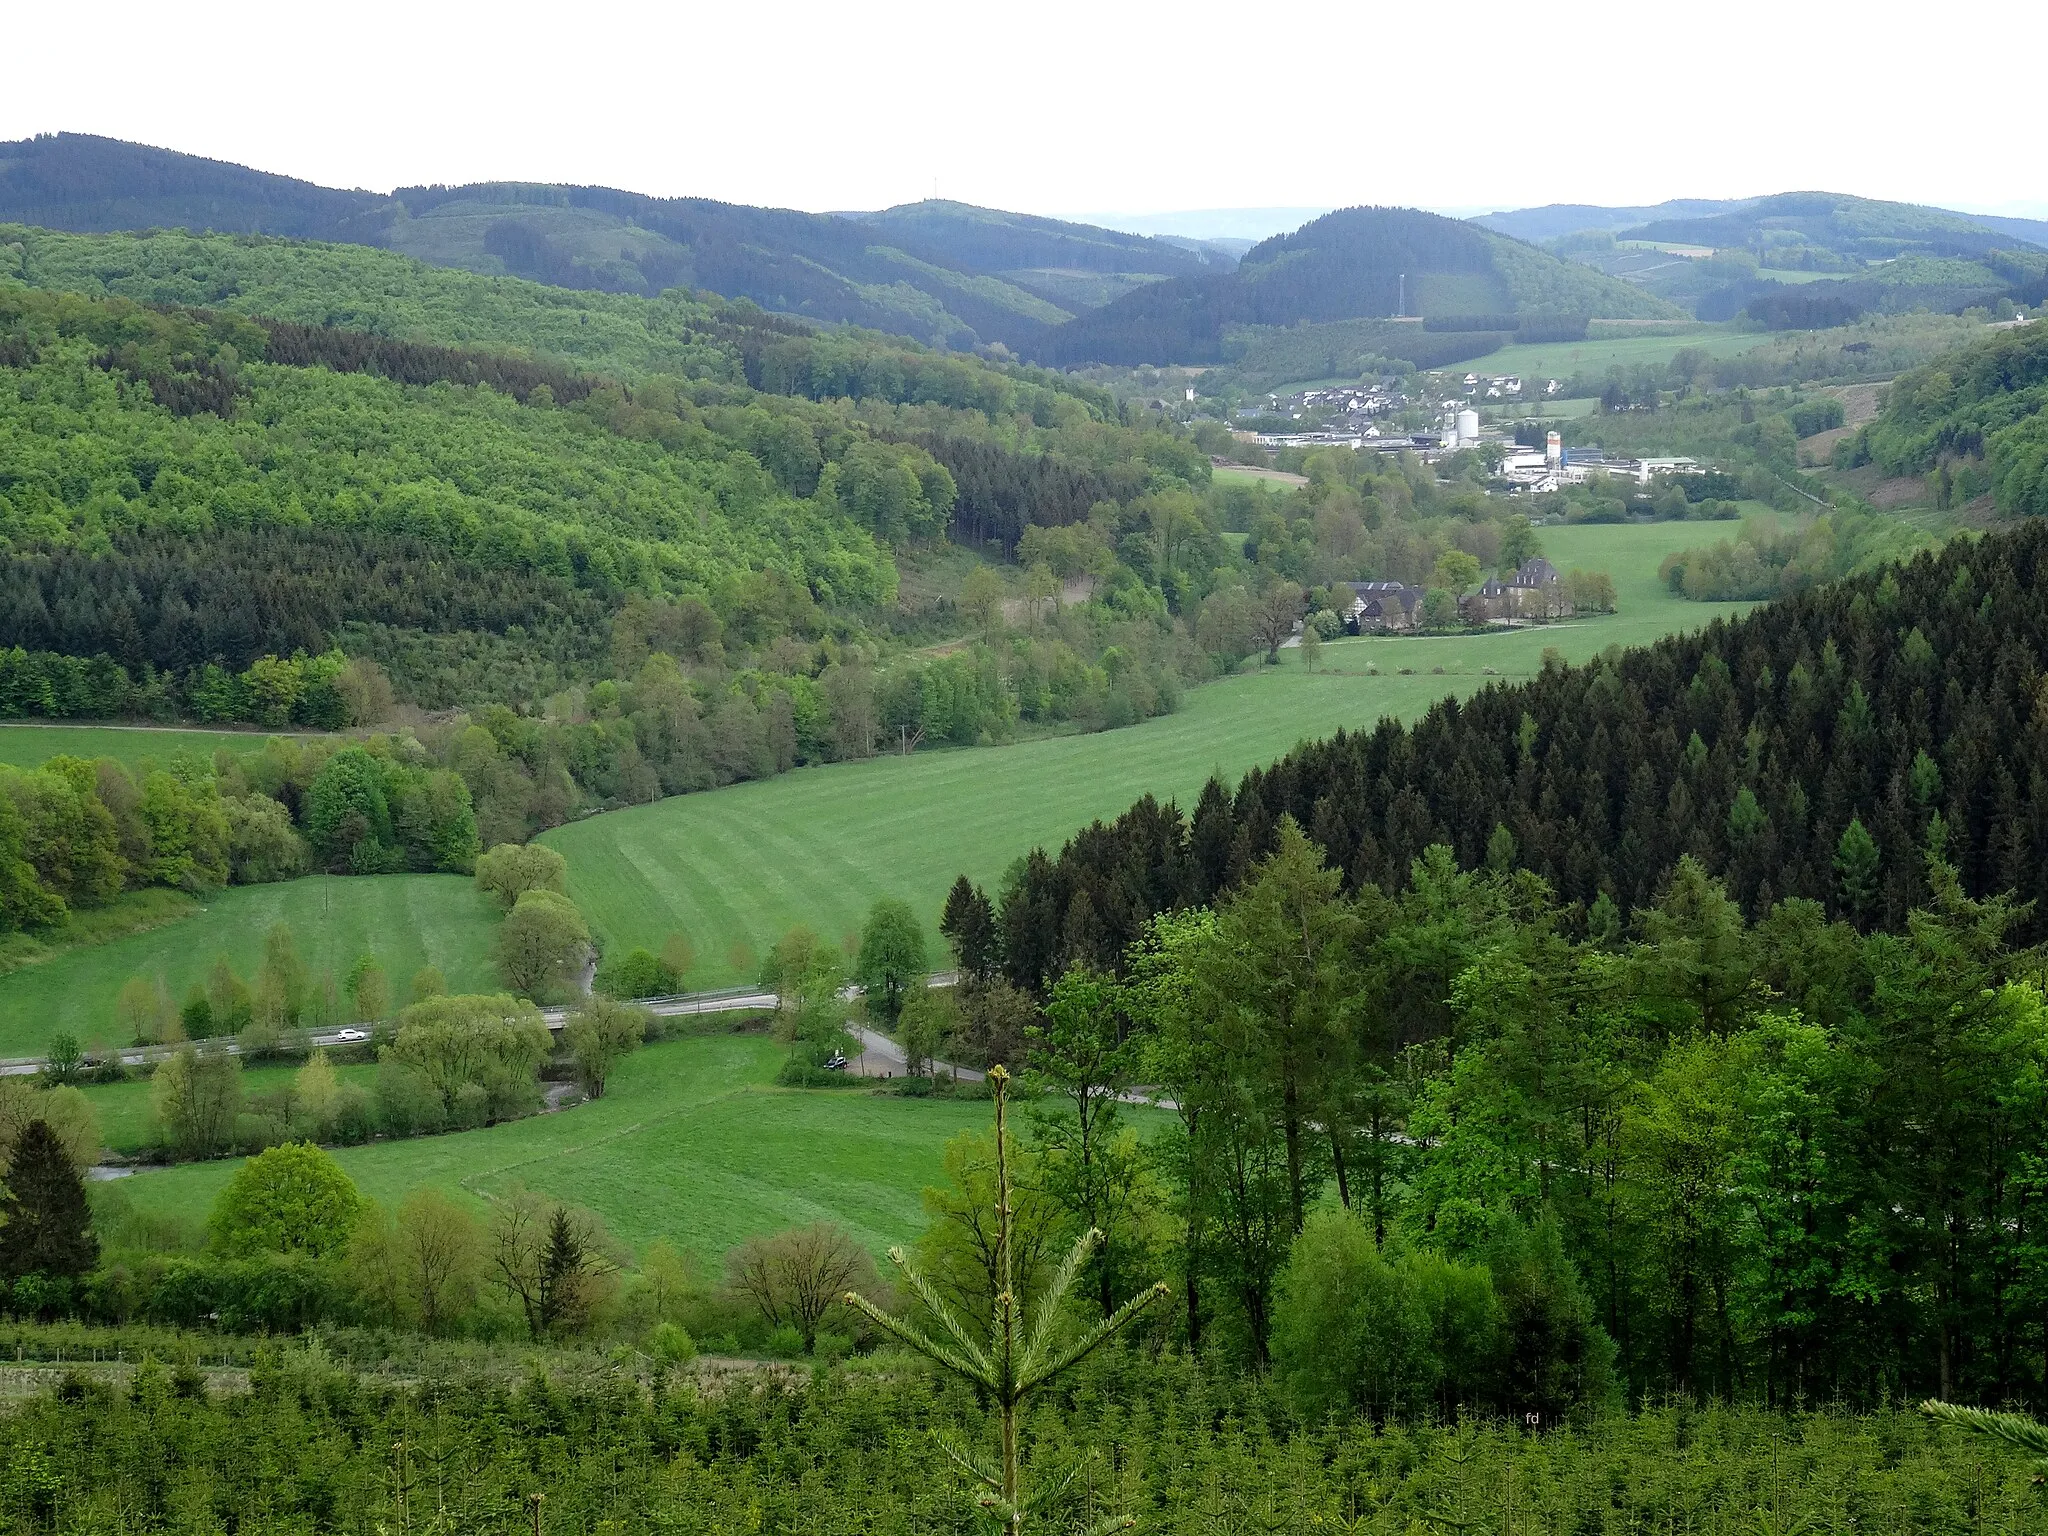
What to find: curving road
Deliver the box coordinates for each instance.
[4,976,960,1077]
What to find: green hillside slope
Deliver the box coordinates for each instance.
[1035,205,1681,366]
[1843,316,2048,512]
[0,135,1224,355]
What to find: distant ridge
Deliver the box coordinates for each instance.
[0,133,1223,355]
[1032,204,1681,367]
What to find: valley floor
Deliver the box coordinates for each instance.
[0,520,1751,1038]
[102,1032,1031,1258]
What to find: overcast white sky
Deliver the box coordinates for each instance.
[6,0,2039,224]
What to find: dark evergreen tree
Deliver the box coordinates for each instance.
[938,876,999,984]
[537,1207,588,1337]
[0,1120,98,1282]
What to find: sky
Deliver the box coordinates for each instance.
[5,0,2040,225]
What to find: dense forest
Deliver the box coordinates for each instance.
[893,522,2048,1407]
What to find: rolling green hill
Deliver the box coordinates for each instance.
[0,874,499,1056]
[1627,191,2048,262]
[0,134,1223,354]
[1034,205,1682,367]
[1842,316,2048,513]
[1515,192,2048,325]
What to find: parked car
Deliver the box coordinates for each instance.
[823,1053,848,1071]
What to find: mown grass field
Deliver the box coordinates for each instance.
[1470,327,1767,383]
[547,522,1752,984]
[0,724,315,770]
[102,1034,1011,1259]
[1212,465,1308,489]
[0,877,500,1059]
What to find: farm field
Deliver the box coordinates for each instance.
[1212,465,1308,488]
[102,1033,1024,1259]
[0,876,500,1059]
[0,723,318,770]
[1468,327,1767,384]
[547,521,1753,984]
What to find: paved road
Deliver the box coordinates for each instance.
[4,976,959,1076]
[846,1024,985,1083]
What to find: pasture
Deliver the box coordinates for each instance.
[0,876,501,1059]
[1212,465,1308,488]
[547,521,1752,985]
[1471,326,1767,383]
[101,1033,1012,1259]
[0,724,315,770]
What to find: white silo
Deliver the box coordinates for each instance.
[1456,409,1479,446]
[1546,430,1562,469]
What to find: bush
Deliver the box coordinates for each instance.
[372,1060,445,1138]
[648,1321,698,1365]
[774,1058,866,1089]
[328,1083,378,1145]
[595,948,680,999]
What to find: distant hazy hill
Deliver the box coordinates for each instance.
[0,132,396,241]
[1474,198,1756,243]
[1032,205,1681,367]
[0,134,1220,354]
[1477,192,2048,256]
[1626,191,2048,260]
[1475,190,2048,326]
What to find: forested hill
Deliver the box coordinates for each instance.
[1627,191,2048,262]
[0,135,1215,352]
[1842,316,2048,515]
[0,133,395,241]
[1032,205,1680,366]
[985,521,2048,989]
[0,228,1222,718]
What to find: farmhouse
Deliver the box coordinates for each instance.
[1462,558,1571,623]
[1339,580,1428,633]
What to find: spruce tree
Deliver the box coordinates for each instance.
[939,876,999,984]
[537,1207,586,1336]
[0,1119,98,1281]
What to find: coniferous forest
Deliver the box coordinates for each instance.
[991,518,2048,971]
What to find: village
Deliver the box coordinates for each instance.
[1239,375,1708,494]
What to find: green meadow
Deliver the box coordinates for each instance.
[0,723,316,770]
[1471,326,1767,383]
[0,876,500,1058]
[545,521,1751,983]
[102,1033,1013,1259]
